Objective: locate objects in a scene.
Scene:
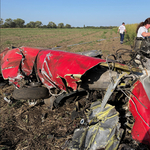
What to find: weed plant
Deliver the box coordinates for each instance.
[124,23,138,46]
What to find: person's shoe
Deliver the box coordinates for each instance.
[120,41,123,44]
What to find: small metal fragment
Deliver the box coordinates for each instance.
[80,119,84,125]
[4,97,12,104]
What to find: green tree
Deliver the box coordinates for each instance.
[47,21,57,28]
[65,24,71,28]
[3,18,16,28]
[0,18,3,27]
[42,25,47,28]
[0,18,4,25]
[13,18,25,28]
[58,23,64,28]
[35,21,42,28]
[26,21,36,28]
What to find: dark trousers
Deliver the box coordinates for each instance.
[120,33,125,42]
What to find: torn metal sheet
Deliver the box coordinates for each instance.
[36,49,106,91]
[19,47,42,76]
[0,48,22,79]
[99,72,128,112]
[0,47,106,90]
[0,47,42,79]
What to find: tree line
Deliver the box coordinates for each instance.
[0,18,117,29]
[0,18,71,28]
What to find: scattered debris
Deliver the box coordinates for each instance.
[0,38,150,149]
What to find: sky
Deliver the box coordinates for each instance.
[1,0,150,27]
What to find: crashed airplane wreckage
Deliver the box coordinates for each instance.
[0,44,150,149]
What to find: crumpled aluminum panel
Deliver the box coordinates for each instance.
[70,101,123,150]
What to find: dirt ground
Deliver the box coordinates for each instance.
[0,32,149,150]
[54,32,132,57]
[0,77,97,150]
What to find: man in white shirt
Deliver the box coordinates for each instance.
[118,22,126,44]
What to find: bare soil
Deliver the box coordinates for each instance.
[0,78,93,150]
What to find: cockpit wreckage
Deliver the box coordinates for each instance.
[0,37,150,149]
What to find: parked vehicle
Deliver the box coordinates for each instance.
[0,43,150,149]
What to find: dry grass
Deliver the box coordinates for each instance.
[0,28,131,57]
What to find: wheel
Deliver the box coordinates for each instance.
[12,86,50,100]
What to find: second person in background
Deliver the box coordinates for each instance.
[118,22,126,44]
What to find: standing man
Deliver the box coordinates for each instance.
[118,22,126,44]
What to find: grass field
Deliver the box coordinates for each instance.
[0,27,135,63]
[1,28,127,54]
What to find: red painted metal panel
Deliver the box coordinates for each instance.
[0,46,43,78]
[20,47,42,76]
[37,49,106,91]
[129,80,150,146]
[0,48,22,79]
[0,46,106,90]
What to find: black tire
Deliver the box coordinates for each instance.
[12,87,49,100]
